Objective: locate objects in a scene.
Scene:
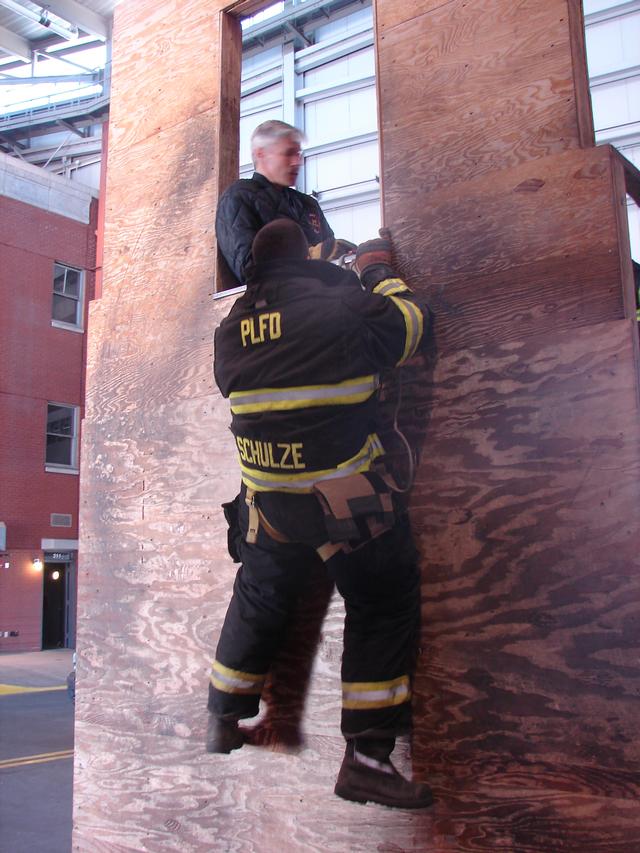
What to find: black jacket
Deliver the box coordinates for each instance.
[214,259,429,493]
[215,172,334,284]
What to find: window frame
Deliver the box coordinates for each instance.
[51,261,85,332]
[45,402,80,474]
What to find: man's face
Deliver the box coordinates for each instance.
[255,135,303,187]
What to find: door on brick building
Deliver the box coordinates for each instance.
[42,557,75,648]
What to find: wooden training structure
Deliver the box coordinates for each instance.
[74,0,640,850]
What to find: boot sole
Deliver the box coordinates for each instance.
[334,783,433,809]
[205,733,245,754]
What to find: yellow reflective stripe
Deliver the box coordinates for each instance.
[239,433,384,493]
[342,675,411,710]
[230,375,379,415]
[389,295,423,365]
[372,278,410,296]
[210,660,265,695]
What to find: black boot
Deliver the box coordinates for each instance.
[206,715,244,754]
[334,741,433,809]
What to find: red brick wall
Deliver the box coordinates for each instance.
[0,192,97,651]
[0,552,43,649]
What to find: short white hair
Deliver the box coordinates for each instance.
[250,120,305,166]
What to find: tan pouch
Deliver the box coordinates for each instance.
[312,470,396,550]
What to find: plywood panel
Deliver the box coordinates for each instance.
[107,0,224,152]
[410,319,640,764]
[386,146,629,352]
[74,0,640,849]
[75,316,640,850]
[376,0,592,194]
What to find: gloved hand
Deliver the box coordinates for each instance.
[353,228,395,287]
[309,237,357,262]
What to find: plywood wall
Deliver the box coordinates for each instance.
[73,0,640,850]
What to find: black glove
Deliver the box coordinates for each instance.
[354,228,396,288]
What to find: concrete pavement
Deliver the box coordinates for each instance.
[0,649,74,853]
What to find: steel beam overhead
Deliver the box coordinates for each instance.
[43,0,109,39]
[57,117,86,137]
[0,23,30,60]
[0,72,98,83]
[0,0,77,40]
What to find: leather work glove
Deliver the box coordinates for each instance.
[353,228,395,288]
[309,237,357,262]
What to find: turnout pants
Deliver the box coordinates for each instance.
[208,484,420,740]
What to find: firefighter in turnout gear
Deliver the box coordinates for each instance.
[207,219,433,809]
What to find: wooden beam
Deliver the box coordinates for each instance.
[567,0,595,148]
[617,147,640,208]
[215,9,242,291]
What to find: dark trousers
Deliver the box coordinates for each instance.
[208,485,420,740]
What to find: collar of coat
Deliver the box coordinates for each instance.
[244,258,361,296]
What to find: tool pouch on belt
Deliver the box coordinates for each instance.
[313,470,396,553]
[222,496,242,562]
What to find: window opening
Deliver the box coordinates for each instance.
[45,403,79,471]
[216,0,379,292]
[52,262,84,329]
[241,0,379,243]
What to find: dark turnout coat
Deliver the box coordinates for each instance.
[215,172,333,283]
[214,258,428,493]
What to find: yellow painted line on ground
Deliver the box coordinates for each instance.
[0,683,67,695]
[0,749,74,770]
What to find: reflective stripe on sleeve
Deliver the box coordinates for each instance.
[389,295,424,365]
[210,660,266,695]
[239,432,385,493]
[342,675,411,710]
[372,278,411,297]
[230,375,380,415]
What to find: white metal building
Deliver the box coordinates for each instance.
[0,0,637,255]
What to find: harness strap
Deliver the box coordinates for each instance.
[316,541,343,562]
[245,489,259,544]
[244,488,290,544]
[257,508,289,543]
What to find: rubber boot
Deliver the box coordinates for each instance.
[205,714,244,754]
[334,740,433,809]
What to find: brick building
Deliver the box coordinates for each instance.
[0,154,97,651]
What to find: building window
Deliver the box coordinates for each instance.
[52,263,84,330]
[240,0,380,245]
[46,404,79,472]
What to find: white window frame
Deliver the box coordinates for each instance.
[45,402,80,474]
[51,262,85,333]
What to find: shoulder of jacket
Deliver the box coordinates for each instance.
[288,186,318,207]
[221,178,263,197]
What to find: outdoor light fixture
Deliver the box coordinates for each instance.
[33,558,43,571]
[3,561,9,569]
[51,570,60,580]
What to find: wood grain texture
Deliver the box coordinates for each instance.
[386,146,627,354]
[74,0,640,850]
[377,0,590,194]
[107,0,225,153]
